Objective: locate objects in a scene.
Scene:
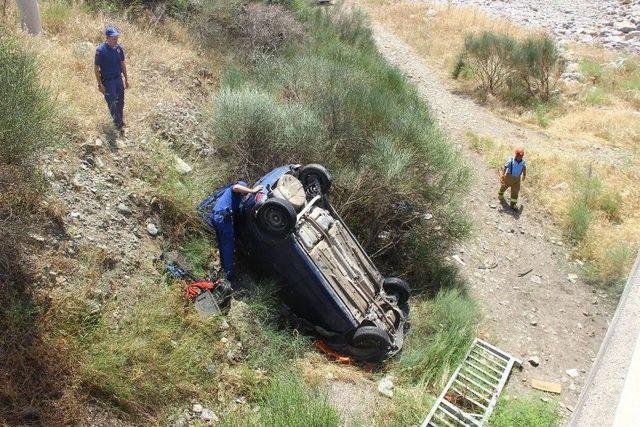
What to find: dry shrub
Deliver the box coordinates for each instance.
[239,3,304,54]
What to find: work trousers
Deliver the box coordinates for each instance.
[213,215,235,278]
[499,175,521,205]
[103,77,125,129]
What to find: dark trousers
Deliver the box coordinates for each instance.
[213,216,236,278]
[103,78,125,128]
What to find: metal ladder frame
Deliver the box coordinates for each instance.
[421,338,522,427]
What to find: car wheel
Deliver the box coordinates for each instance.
[352,325,392,352]
[256,197,297,238]
[383,277,410,306]
[299,164,332,194]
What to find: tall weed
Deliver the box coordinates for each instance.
[396,289,478,387]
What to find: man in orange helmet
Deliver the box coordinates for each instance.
[499,147,527,209]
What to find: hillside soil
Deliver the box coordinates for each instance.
[372,25,616,415]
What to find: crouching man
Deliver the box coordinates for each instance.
[211,182,263,279]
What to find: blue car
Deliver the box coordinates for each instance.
[200,164,409,361]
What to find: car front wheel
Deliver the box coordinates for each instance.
[383,277,410,306]
[256,197,297,238]
[298,164,332,195]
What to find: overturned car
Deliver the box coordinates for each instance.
[199,164,409,361]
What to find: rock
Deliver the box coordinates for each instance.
[192,403,203,413]
[378,377,394,398]
[172,416,188,427]
[614,20,637,33]
[567,273,578,283]
[174,156,193,174]
[117,203,132,215]
[201,408,218,422]
[530,275,542,284]
[566,368,579,378]
[146,223,159,236]
[561,72,585,82]
[528,356,540,367]
[565,62,580,73]
[625,30,640,40]
[423,213,433,220]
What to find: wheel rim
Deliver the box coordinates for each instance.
[263,206,288,232]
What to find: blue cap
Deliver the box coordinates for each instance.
[105,26,119,37]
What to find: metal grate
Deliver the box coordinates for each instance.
[422,338,522,427]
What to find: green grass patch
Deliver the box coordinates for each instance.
[222,372,340,427]
[585,243,634,290]
[372,384,434,426]
[585,86,610,106]
[489,396,561,427]
[396,289,478,388]
[534,102,551,127]
[579,59,606,83]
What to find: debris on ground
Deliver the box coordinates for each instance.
[531,379,562,394]
[315,341,352,365]
[161,250,232,317]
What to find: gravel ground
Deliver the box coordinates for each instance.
[425,0,640,53]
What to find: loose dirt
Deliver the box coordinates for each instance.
[372,25,616,414]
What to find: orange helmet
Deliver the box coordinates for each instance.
[515,147,525,157]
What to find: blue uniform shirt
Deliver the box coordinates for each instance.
[505,158,526,177]
[94,42,125,80]
[213,181,248,222]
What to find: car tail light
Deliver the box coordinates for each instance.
[255,192,265,203]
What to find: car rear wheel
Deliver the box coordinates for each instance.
[383,277,410,306]
[256,198,297,238]
[351,325,391,358]
[299,164,331,194]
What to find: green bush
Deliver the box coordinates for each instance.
[212,4,471,292]
[454,32,561,104]
[0,38,55,165]
[455,31,516,95]
[566,200,591,243]
[510,35,560,101]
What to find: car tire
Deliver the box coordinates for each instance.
[351,325,392,351]
[256,197,297,238]
[299,164,332,194]
[383,277,410,306]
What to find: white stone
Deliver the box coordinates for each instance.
[192,403,203,413]
[146,223,159,236]
[378,377,394,398]
[566,368,579,378]
[174,156,193,174]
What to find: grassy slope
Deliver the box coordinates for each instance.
[360,0,640,289]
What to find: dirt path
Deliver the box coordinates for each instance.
[372,26,615,413]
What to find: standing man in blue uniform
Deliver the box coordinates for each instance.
[94,26,130,133]
[212,182,263,279]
